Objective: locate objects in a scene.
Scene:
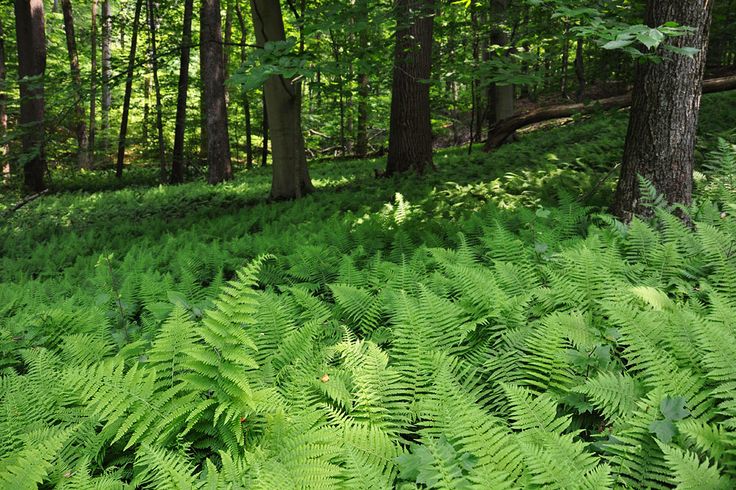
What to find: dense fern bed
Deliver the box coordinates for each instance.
[2,93,736,488]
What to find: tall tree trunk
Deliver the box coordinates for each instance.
[612,0,714,222]
[89,0,98,162]
[199,16,208,164]
[224,0,233,106]
[251,0,313,199]
[330,31,347,157]
[101,0,112,155]
[385,0,435,175]
[574,37,585,102]
[560,21,569,97]
[261,92,268,167]
[15,0,47,193]
[146,0,166,181]
[61,0,90,169]
[202,0,232,184]
[143,75,150,146]
[490,0,514,125]
[235,2,254,169]
[0,19,9,181]
[355,71,369,157]
[171,0,194,184]
[115,0,143,178]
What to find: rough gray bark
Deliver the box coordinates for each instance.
[15,0,47,192]
[101,0,112,154]
[251,0,313,199]
[61,0,90,168]
[202,0,232,184]
[612,0,715,222]
[171,0,194,184]
[261,92,268,168]
[146,0,166,181]
[385,0,435,175]
[490,0,514,124]
[115,0,143,178]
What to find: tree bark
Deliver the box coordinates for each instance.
[171,0,194,184]
[15,0,47,193]
[115,0,143,178]
[489,0,514,126]
[356,72,369,157]
[202,0,232,184]
[483,75,736,151]
[0,19,9,180]
[101,0,112,155]
[612,0,715,222]
[235,1,254,169]
[61,0,90,169]
[561,22,569,97]
[385,0,435,175]
[251,0,313,199]
[261,92,268,167]
[89,0,98,161]
[574,37,585,102]
[146,0,166,182]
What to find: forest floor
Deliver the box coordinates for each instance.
[1,91,736,488]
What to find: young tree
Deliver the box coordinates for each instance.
[612,0,715,222]
[385,0,435,175]
[61,0,90,168]
[0,19,8,180]
[251,0,313,199]
[202,0,232,184]
[116,0,143,178]
[101,0,112,154]
[15,0,47,192]
[146,0,166,181]
[235,1,254,169]
[89,0,98,159]
[171,0,194,184]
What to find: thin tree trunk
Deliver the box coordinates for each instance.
[224,0,233,106]
[574,37,585,102]
[561,22,569,97]
[202,0,232,184]
[171,0,194,184]
[89,0,98,163]
[15,0,47,193]
[61,0,90,168]
[251,0,313,198]
[235,1,254,169]
[386,0,435,175]
[612,0,715,222]
[146,0,166,181]
[199,16,208,164]
[101,0,112,155]
[115,0,143,178]
[330,31,346,157]
[355,72,369,157]
[143,75,150,146]
[261,92,268,167]
[0,19,9,180]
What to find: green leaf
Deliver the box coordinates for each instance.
[603,39,633,50]
[649,419,677,443]
[660,396,690,421]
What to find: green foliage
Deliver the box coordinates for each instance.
[2,99,736,487]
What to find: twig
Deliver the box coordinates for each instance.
[4,189,49,216]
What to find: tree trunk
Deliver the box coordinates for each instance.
[15,0,47,193]
[101,0,112,155]
[143,75,150,146]
[89,0,97,162]
[385,0,435,175]
[490,0,514,125]
[612,0,715,222]
[261,92,268,167]
[0,19,9,180]
[574,37,585,102]
[224,0,232,107]
[61,0,90,169]
[330,31,347,157]
[235,1,254,169]
[146,0,166,181]
[171,0,194,184]
[561,22,569,97]
[483,75,736,151]
[251,0,313,199]
[202,0,232,184]
[115,0,143,178]
[355,72,369,157]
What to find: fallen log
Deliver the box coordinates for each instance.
[3,188,49,218]
[484,74,736,151]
